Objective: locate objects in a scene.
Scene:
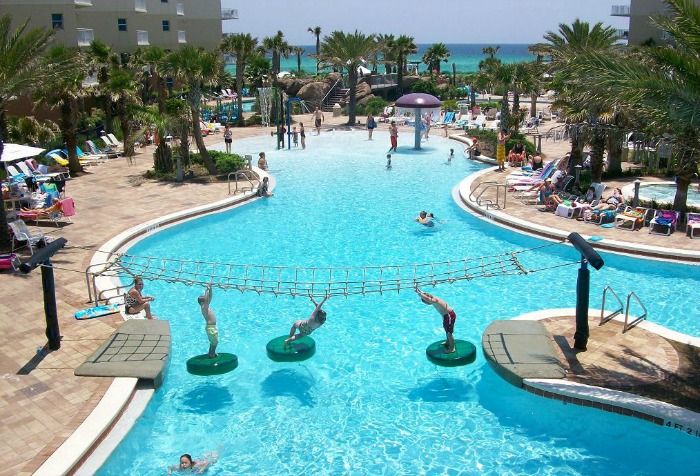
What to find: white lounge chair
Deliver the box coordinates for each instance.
[8,220,45,255]
[686,212,700,239]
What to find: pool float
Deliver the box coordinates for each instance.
[588,236,604,242]
[425,339,476,367]
[266,335,316,362]
[74,303,120,320]
[187,353,238,375]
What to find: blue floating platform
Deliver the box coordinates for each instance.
[187,352,238,376]
[426,339,476,367]
[266,335,316,362]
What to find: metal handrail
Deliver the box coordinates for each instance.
[470,182,507,210]
[623,291,647,333]
[228,171,256,195]
[320,77,342,109]
[600,285,624,325]
[468,181,498,203]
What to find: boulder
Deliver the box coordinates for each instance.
[357,94,376,106]
[355,82,372,102]
[276,78,309,97]
[297,81,331,105]
[324,72,342,85]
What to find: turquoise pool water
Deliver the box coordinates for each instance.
[639,183,700,207]
[98,132,699,475]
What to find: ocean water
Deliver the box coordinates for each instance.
[97,131,699,475]
[226,43,532,75]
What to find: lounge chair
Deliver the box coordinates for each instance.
[8,220,45,254]
[436,111,455,126]
[18,197,75,226]
[64,146,105,165]
[107,133,125,150]
[614,206,647,231]
[86,140,119,159]
[100,135,123,154]
[584,204,625,225]
[649,210,679,236]
[507,162,558,187]
[5,165,26,183]
[0,253,21,271]
[686,212,700,239]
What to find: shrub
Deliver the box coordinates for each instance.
[244,114,262,126]
[357,97,389,116]
[505,133,536,156]
[210,150,245,174]
[153,143,174,173]
[442,99,458,111]
[410,80,439,96]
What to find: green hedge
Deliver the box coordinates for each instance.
[210,150,245,174]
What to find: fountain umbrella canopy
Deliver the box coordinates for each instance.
[395,93,442,149]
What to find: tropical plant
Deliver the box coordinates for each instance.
[136,46,168,114]
[376,34,396,74]
[162,46,223,174]
[308,26,321,73]
[262,30,291,76]
[318,30,379,125]
[422,43,450,74]
[482,45,501,59]
[86,39,117,133]
[564,0,700,213]
[393,35,417,95]
[107,66,140,158]
[7,116,59,145]
[221,33,258,126]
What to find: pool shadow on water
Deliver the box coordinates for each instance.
[179,383,234,413]
[407,377,475,402]
[261,368,316,407]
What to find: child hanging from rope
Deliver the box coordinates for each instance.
[284,295,329,346]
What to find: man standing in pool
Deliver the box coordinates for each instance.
[313,107,324,135]
[415,287,456,353]
[198,284,218,358]
[285,295,329,346]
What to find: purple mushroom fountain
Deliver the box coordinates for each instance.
[395,93,442,149]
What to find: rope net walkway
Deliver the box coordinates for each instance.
[88,242,573,298]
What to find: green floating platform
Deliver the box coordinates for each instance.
[426,339,477,367]
[186,352,238,376]
[267,335,316,362]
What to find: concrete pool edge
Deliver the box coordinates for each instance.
[454,167,700,263]
[494,308,700,439]
[48,167,272,475]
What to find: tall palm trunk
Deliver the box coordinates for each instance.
[397,53,404,95]
[155,74,166,114]
[500,95,510,131]
[188,92,216,174]
[590,126,606,183]
[116,99,134,157]
[272,52,280,75]
[315,34,320,74]
[0,108,10,251]
[512,90,520,115]
[530,94,537,118]
[236,61,245,126]
[674,175,691,215]
[568,128,585,177]
[347,68,358,125]
[606,128,623,176]
[61,100,82,175]
[99,67,113,133]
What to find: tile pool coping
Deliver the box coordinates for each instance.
[35,168,271,476]
[454,166,700,263]
[510,308,700,439]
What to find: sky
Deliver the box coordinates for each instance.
[222,0,629,45]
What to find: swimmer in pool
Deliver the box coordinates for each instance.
[168,453,216,474]
[415,211,434,226]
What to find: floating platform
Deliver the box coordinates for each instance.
[187,353,238,376]
[74,319,171,388]
[266,335,316,362]
[425,339,477,367]
[482,320,565,387]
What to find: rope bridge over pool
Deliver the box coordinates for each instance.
[85,241,575,299]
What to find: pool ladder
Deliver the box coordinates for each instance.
[469,181,507,210]
[600,286,648,332]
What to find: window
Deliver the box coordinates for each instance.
[76,28,94,46]
[177,30,186,43]
[176,2,184,15]
[117,18,127,32]
[51,13,63,30]
[162,20,170,32]
[161,0,168,3]
[137,30,149,46]
[135,0,147,12]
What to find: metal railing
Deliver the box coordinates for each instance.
[367,73,398,88]
[320,77,343,109]
[624,292,647,332]
[600,285,624,325]
[228,171,256,195]
[611,5,630,16]
[469,181,507,210]
[85,261,127,306]
[222,8,239,20]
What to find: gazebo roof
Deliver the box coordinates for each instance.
[395,93,441,109]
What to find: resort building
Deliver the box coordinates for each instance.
[0,0,238,52]
[611,0,700,45]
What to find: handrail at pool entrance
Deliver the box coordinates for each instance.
[600,285,624,325]
[469,181,507,210]
[228,170,256,195]
[624,291,647,332]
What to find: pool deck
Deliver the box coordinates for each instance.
[1,114,699,474]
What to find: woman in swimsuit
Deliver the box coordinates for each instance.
[285,296,329,346]
[125,276,154,319]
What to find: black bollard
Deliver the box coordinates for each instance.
[567,233,604,352]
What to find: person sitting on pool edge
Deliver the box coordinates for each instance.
[125,276,155,319]
[284,295,329,346]
[415,287,456,353]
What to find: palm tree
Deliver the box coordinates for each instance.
[376,34,395,74]
[162,46,222,174]
[86,39,117,133]
[535,19,618,62]
[221,33,258,126]
[293,47,305,73]
[564,0,700,213]
[318,30,378,125]
[482,46,500,59]
[136,46,168,114]
[7,116,58,145]
[262,30,291,76]
[422,43,450,74]
[0,15,58,250]
[107,67,140,158]
[308,26,321,74]
[244,53,271,90]
[393,35,417,94]
[37,45,88,176]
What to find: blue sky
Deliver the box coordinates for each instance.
[222,0,629,44]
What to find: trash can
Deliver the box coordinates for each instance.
[333,103,341,117]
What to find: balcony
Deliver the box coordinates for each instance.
[135,0,147,12]
[76,28,94,47]
[177,2,184,15]
[611,5,630,16]
[222,8,238,20]
[74,0,93,6]
[137,30,149,46]
[615,29,629,40]
[178,30,186,44]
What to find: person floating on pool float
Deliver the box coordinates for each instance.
[198,284,218,358]
[415,287,456,353]
[284,295,329,347]
[168,452,216,474]
[415,211,434,226]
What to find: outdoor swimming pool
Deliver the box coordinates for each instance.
[637,182,700,208]
[98,132,699,475]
